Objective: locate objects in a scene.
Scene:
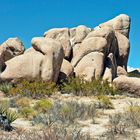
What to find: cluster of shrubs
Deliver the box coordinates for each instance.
[61,77,118,96]
[0,80,58,98]
[0,77,119,98]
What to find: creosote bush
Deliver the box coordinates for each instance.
[34,99,53,113]
[16,97,30,108]
[125,102,140,128]
[8,80,58,98]
[32,100,97,125]
[19,107,36,120]
[61,77,118,96]
[97,95,114,109]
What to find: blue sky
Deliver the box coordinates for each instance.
[0,0,139,68]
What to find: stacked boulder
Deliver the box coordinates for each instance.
[43,14,130,82]
[1,14,139,96]
[0,37,64,82]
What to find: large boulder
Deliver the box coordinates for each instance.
[74,25,91,43]
[99,14,131,38]
[44,28,71,60]
[113,76,140,96]
[115,32,130,70]
[0,49,44,81]
[74,52,104,81]
[71,37,107,67]
[0,38,25,72]
[0,37,64,82]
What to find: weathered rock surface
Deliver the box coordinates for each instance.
[59,59,74,80]
[44,28,71,60]
[99,14,131,38]
[71,37,107,67]
[74,52,104,81]
[0,38,25,72]
[0,37,64,82]
[113,76,140,96]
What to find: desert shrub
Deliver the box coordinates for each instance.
[16,97,30,108]
[61,76,85,95]
[125,103,140,128]
[103,111,140,140]
[104,104,140,140]
[0,100,10,108]
[9,96,22,108]
[61,77,118,96]
[33,100,97,125]
[97,95,114,109]
[32,113,54,126]
[19,107,36,120]
[34,99,53,113]
[8,80,58,98]
[0,82,13,94]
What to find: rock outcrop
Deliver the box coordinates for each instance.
[113,75,140,96]
[0,37,64,82]
[0,14,132,85]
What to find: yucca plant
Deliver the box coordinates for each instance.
[0,82,13,94]
[0,104,18,131]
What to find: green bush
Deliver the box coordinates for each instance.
[8,80,58,98]
[19,107,36,120]
[97,95,114,109]
[34,99,53,113]
[61,77,118,96]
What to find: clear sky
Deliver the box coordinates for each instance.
[0,0,139,68]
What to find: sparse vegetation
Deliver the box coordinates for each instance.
[125,102,140,128]
[103,103,140,139]
[34,99,53,113]
[16,97,30,108]
[8,80,58,98]
[61,77,118,96]
[97,95,114,109]
[0,125,94,140]
[32,100,97,125]
[19,107,36,120]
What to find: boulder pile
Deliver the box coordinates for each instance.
[0,14,139,95]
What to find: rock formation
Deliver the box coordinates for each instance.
[0,37,64,82]
[0,14,134,88]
